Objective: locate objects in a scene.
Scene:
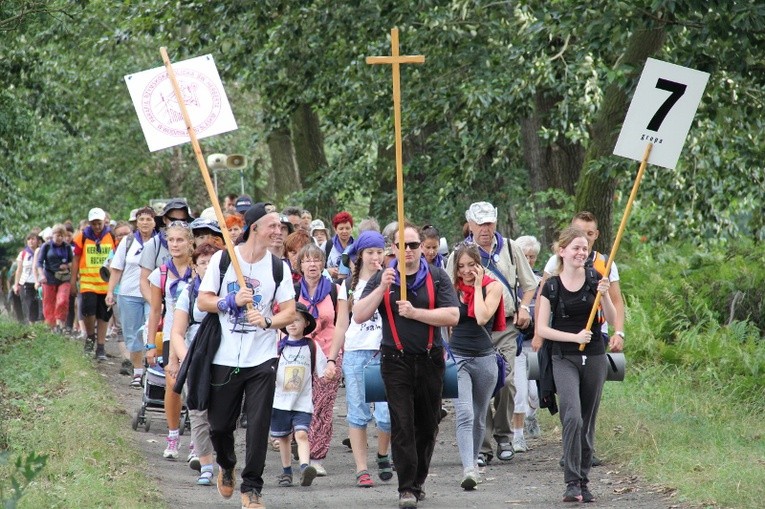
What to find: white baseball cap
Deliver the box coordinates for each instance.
[465,202,497,225]
[310,219,328,237]
[88,207,107,222]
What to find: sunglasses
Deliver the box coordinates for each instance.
[394,241,421,250]
[168,220,190,228]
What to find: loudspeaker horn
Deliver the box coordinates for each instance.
[207,153,227,170]
[226,154,247,170]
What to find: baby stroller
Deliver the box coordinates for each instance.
[131,340,190,433]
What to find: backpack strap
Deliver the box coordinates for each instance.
[271,254,284,306]
[382,270,435,352]
[307,338,317,377]
[218,250,231,296]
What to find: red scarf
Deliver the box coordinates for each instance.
[457,275,506,332]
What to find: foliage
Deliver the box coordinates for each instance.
[0,452,47,509]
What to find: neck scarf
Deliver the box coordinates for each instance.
[22,245,34,259]
[389,257,430,296]
[166,258,192,298]
[466,232,504,265]
[159,230,168,251]
[332,234,354,256]
[432,252,445,269]
[300,276,333,318]
[457,275,506,332]
[82,226,112,253]
[278,337,310,353]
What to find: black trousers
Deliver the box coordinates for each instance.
[20,283,39,324]
[381,346,444,496]
[208,359,277,494]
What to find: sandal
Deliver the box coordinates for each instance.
[377,454,393,481]
[277,472,293,487]
[356,470,374,488]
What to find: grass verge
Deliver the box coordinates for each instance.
[536,362,765,509]
[0,321,164,509]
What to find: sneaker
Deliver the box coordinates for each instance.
[197,471,213,486]
[477,452,492,467]
[84,335,95,353]
[300,465,317,486]
[188,447,201,472]
[581,481,595,503]
[496,441,515,461]
[277,472,293,487]
[217,466,235,499]
[398,491,418,508]
[95,345,107,361]
[130,375,142,389]
[241,490,264,509]
[356,470,374,488]
[563,481,583,502]
[377,454,393,481]
[311,462,326,477]
[512,434,529,453]
[163,436,180,459]
[524,415,541,438]
[460,470,478,491]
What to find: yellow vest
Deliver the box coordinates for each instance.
[74,231,115,294]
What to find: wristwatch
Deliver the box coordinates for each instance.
[615,331,625,339]
[264,317,272,329]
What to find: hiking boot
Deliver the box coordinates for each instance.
[217,466,235,499]
[377,454,393,481]
[241,490,264,508]
[356,470,374,488]
[163,436,180,459]
[398,491,418,508]
[496,441,515,461]
[300,465,317,486]
[460,470,478,491]
[580,481,595,503]
[512,434,529,453]
[477,452,492,467]
[95,345,107,361]
[524,415,541,438]
[563,481,583,502]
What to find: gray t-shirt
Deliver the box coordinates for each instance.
[139,234,170,272]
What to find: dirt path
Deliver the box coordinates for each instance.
[100,339,684,509]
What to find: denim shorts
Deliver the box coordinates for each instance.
[342,349,391,433]
[117,295,149,353]
[270,408,312,436]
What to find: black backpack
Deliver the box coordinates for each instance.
[544,267,601,325]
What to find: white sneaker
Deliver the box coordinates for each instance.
[460,470,478,490]
[512,434,529,453]
[163,436,180,459]
[310,462,327,477]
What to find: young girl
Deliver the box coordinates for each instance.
[167,241,220,486]
[533,226,616,503]
[325,230,392,487]
[450,242,504,490]
[145,221,193,461]
[421,225,445,268]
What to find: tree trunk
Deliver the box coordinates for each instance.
[575,24,667,250]
[266,128,301,206]
[291,103,331,218]
[521,90,585,248]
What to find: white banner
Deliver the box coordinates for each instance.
[125,54,237,152]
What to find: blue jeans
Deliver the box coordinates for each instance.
[342,350,391,433]
[117,295,149,353]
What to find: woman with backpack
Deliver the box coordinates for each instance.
[106,206,157,388]
[294,243,350,477]
[145,221,194,461]
[167,241,221,486]
[449,242,504,490]
[324,230,393,488]
[533,226,616,503]
[36,224,73,331]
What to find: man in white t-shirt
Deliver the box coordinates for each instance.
[197,202,296,509]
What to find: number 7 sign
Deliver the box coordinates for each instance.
[613,58,709,170]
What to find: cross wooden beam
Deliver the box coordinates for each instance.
[366,27,424,301]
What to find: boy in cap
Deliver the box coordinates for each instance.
[272,302,326,488]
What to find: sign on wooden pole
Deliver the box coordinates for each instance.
[366,28,424,301]
[581,58,709,351]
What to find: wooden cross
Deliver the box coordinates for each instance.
[366,27,424,301]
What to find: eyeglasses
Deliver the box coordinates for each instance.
[168,221,190,228]
[301,259,323,265]
[394,241,421,251]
